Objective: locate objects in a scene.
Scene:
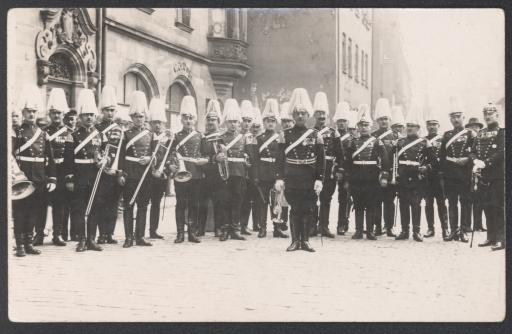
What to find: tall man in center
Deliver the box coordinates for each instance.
[275,88,325,252]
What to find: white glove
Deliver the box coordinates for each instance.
[473,159,485,169]
[47,183,56,192]
[275,179,284,192]
[314,180,323,194]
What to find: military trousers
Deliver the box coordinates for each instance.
[445,178,471,231]
[285,187,315,242]
[478,180,504,243]
[351,181,379,232]
[398,186,422,233]
[198,175,224,233]
[70,184,99,241]
[337,182,352,230]
[95,175,122,237]
[253,180,278,229]
[241,179,258,229]
[469,191,485,230]
[375,183,396,230]
[149,178,167,234]
[424,176,448,231]
[174,179,201,233]
[123,178,151,239]
[313,178,337,229]
[12,189,47,237]
[49,182,70,239]
[219,176,246,232]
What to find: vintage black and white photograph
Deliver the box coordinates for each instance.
[6,7,505,323]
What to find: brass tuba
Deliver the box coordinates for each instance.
[11,155,35,201]
[207,135,229,181]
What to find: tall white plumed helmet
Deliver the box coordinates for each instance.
[374,97,392,120]
[128,90,148,116]
[280,102,292,121]
[240,100,254,120]
[99,85,118,110]
[262,98,280,121]
[19,84,44,115]
[288,88,313,117]
[405,106,423,127]
[424,107,439,124]
[391,105,405,127]
[206,99,222,121]
[76,89,98,115]
[114,107,132,123]
[47,87,69,113]
[357,103,372,126]
[333,100,350,122]
[223,98,241,122]
[180,95,197,119]
[347,108,359,129]
[313,91,329,114]
[252,107,262,126]
[148,97,167,123]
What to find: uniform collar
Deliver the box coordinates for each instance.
[264,129,275,135]
[81,124,95,132]
[181,127,194,134]
[407,134,419,140]
[22,121,37,129]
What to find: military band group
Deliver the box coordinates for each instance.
[10,84,505,257]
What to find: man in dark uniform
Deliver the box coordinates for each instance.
[63,89,105,252]
[61,109,78,241]
[371,98,398,237]
[118,91,154,248]
[253,98,288,238]
[275,88,325,252]
[276,102,294,232]
[169,95,207,243]
[215,98,256,241]
[439,107,474,242]
[310,92,343,238]
[345,105,389,240]
[333,101,353,235]
[94,86,124,245]
[199,99,225,237]
[393,111,433,242]
[42,88,71,246]
[470,103,505,251]
[423,112,449,239]
[12,85,57,257]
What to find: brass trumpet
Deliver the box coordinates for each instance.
[11,155,35,201]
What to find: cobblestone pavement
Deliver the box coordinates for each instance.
[8,195,505,322]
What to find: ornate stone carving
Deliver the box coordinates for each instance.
[48,53,73,79]
[36,59,51,86]
[208,37,248,63]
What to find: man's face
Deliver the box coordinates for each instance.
[484,111,499,126]
[226,120,239,132]
[150,120,163,133]
[22,109,37,124]
[426,122,439,135]
[449,113,465,128]
[377,117,390,129]
[251,123,262,135]
[314,110,327,127]
[358,123,371,136]
[102,107,116,122]
[392,124,404,134]
[80,113,95,127]
[66,115,78,128]
[12,113,21,126]
[206,116,219,132]
[181,114,195,130]
[241,117,252,132]
[263,118,277,131]
[49,109,63,124]
[336,119,348,132]
[131,113,145,127]
[349,127,359,138]
[406,124,420,136]
[468,124,482,133]
[281,119,294,130]
[292,109,309,127]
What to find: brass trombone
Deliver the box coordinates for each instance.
[104,130,124,176]
[152,132,174,180]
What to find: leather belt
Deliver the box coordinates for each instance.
[126,156,150,162]
[399,160,420,166]
[18,156,44,162]
[260,157,275,163]
[325,155,335,160]
[75,158,95,164]
[54,158,64,164]
[227,157,245,162]
[353,160,377,165]
[286,157,316,165]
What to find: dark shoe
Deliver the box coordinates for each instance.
[62,234,69,242]
[52,236,67,246]
[351,231,363,239]
[188,232,201,243]
[214,228,221,237]
[33,233,44,246]
[241,227,251,235]
[478,240,493,247]
[15,234,26,257]
[337,225,345,235]
[136,238,153,246]
[374,225,384,236]
[86,239,103,251]
[286,240,301,252]
[76,239,87,252]
[459,231,469,243]
[97,235,106,244]
[395,232,409,240]
[219,230,229,241]
[301,241,316,252]
[106,235,118,244]
[258,228,267,238]
[413,232,423,242]
[309,225,318,237]
[320,227,335,238]
[444,229,458,241]
[25,234,41,255]
[229,231,246,240]
[123,238,134,248]
[252,225,260,232]
[174,232,185,244]
[366,231,377,240]
[442,228,449,239]
[149,232,164,239]
[386,228,396,237]
[424,229,435,238]
[491,242,505,251]
[273,228,289,238]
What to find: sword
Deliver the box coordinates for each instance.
[316,192,322,246]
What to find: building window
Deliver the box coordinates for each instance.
[123,72,151,105]
[47,53,75,107]
[175,8,193,33]
[226,9,238,39]
[342,33,347,74]
[348,38,352,78]
[354,44,359,83]
[365,53,369,88]
[166,82,187,131]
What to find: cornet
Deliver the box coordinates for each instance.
[11,155,35,201]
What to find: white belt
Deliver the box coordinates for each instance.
[353,161,377,165]
[446,156,458,162]
[286,157,316,165]
[54,158,64,164]
[228,157,245,162]
[18,156,45,163]
[325,155,335,160]
[260,157,275,163]
[126,156,150,162]
[399,160,420,166]
[75,158,95,164]
[181,157,208,164]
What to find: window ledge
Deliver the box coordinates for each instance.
[175,21,194,33]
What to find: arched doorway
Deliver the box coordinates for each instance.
[166,76,196,132]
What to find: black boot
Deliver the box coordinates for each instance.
[32,233,44,246]
[478,239,493,247]
[320,226,335,238]
[87,238,103,251]
[149,231,164,239]
[188,230,201,243]
[395,231,409,240]
[459,229,469,243]
[230,230,246,240]
[441,228,449,239]
[97,234,107,245]
[76,238,87,252]
[413,232,423,242]
[273,224,289,238]
[25,233,41,255]
[174,232,185,243]
[252,223,260,232]
[424,228,435,238]
[15,234,26,257]
[352,209,364,239]
[240,226,251,235]
[106,234,118,244]
[136,237,152,246]
[337,225,345,235]
[122,237,133,248]
[491,241,505,251]
[258,227,267,238]
[352,230,363,239]
[52,235,67,246]
[374,224,384,236]
[386,228,396,237]
[444,228,459,241]
[366,218,377,240]
[301,217,315,252]
[219,230,229,241]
